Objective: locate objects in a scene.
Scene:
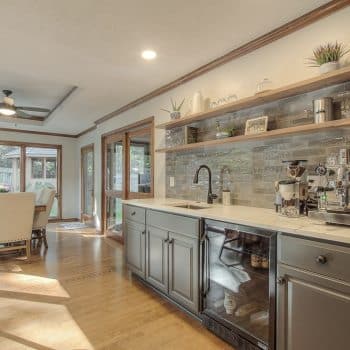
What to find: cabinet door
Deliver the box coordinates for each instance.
[168,231,199,313]
[146,225,168,293]
[125,220,146,278]
[277,264,350,350]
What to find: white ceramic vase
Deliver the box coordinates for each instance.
[191,91,204,114]
[319,61,339,74]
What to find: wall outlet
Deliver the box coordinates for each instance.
[169,176,175,187]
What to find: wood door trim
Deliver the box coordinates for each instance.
[80,143,94,221]
[20,146,26,192]
[101,133,126,235]
[101,117,154,236]
[94,1,350,126]
[126,123,154,199]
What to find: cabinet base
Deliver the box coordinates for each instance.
[201,314,263,350]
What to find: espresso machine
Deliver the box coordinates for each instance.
[308,157,350,225]
[275,160,308,217]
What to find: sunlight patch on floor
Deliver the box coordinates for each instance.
[0,297,93,350]
[0,334,36,350]
[0,272,70,298]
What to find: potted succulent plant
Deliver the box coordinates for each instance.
[161,98,185,120]
[307,42,349,74]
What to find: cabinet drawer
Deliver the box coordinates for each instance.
[147,210,199,238]
[278,234,350,282]
[124,205,146,224]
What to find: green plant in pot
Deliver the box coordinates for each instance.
[307,42,349,74]
[161,98,185,120]
[215,120,235,139]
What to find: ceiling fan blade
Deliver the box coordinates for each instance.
[15,110,45,121]
[15,110,31,118]
[16,106,51,112]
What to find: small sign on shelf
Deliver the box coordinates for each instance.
[245,116,268,136]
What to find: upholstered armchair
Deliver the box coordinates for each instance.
[32,188,56,248]
[0,192,35,259]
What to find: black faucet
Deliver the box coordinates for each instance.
[193,165,218,204]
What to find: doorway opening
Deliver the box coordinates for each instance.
[101,117,154,242]
[81,144,95,226]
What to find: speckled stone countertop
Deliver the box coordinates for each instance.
[122,198,350,245]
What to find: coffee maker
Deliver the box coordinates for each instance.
[275,160,308,217]
[307,159,350,225]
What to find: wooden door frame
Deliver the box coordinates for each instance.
[126,125,154,200]
[101,116,154,238]
[80,143,95,222]
[101,132,126,241]
[0,140,62,219]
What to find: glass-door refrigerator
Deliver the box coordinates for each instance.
[201,219,276,350]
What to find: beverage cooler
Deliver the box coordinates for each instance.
[201,219,277,350]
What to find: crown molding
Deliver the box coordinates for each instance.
[0,127,77,138]
[94,0,350,126]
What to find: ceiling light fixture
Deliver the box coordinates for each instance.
[141,50,157,60]
[0,90,16,116]
[0,103,16,116]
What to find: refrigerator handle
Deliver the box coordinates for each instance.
[203,233,210,296]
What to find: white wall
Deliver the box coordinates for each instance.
[0,130,79,219]
[78,7,350,229]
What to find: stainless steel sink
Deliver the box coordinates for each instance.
[171,204,209,210]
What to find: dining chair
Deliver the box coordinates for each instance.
[32,188,56,249]
[0,192,35,259]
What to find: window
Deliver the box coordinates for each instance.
[46,158,57,179]
[31,157,57,179]
[0,142,62,219]
[0,145,21,192]
[31,158,44,179]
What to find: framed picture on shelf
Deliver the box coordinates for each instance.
[245,116,268,135]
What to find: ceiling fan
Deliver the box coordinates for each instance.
[0,89,51,119]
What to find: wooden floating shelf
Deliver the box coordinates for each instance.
[156,66,350,130]
[156,118,350,153]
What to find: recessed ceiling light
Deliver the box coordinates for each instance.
[142,50,157,60]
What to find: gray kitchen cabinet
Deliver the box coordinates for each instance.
[146,209,200,313]
[125,206,200,313]
[168,231,199,312]
[277,234,350,350]
[145,225,168,293]
[125,219,146,278]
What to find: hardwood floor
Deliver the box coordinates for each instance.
[0,224,232,350]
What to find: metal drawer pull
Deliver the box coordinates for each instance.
[316,255,327,264]
[277,277,286,285]
[168,239,174,244]
[164,238,169,243]
[131,211,136,216]
[141,230,146,235]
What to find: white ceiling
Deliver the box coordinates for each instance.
[0,0,329,134]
